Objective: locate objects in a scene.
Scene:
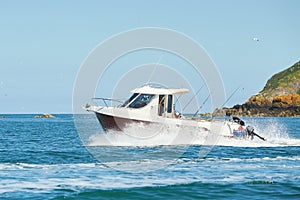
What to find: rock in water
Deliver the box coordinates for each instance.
[34,114,56,118]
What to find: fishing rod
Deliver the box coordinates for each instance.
[220,85,242,110]
[182,84,205,111]
[175,85,198,105]
[192,94,210,118]
[211,85,242,119]
[174,94,183,104]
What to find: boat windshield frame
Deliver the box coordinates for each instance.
[122,93,155,109]
[121,93,139,107]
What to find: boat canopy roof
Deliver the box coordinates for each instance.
[131,85,189,95]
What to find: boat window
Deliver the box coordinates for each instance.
[121,93,138,107]
[129,93,154,109]
[167,95,173,113]
[158,95,165,116]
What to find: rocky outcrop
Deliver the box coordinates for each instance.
[272,94,300,108]
[34,114,56,118]
[215,61,300,117]
[220,93,300,117]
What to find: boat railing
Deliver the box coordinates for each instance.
[92,98,124,107]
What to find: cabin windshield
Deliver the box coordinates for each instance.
[121,93,138,107]
[123,93,154,109]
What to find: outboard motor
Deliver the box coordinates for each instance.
[246,125,254,140]
[232,117,266,141]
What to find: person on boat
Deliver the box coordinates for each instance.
[159,96,165,116]
[174,110,180,118]
[237,119,245,130]
[233,119,247,139]
[159,102,164,115]
[172,104,178,118]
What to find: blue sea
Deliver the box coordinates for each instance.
[0,114,300,199]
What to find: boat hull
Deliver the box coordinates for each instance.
[96,112,150,131]
[93,110,239,137]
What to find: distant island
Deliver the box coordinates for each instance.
[215,61,300,117]
[34,114,56,118]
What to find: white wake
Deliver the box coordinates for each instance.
[88,120,300,147]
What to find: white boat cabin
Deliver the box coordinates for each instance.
[120,85,189,119]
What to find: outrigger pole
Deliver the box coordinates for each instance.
[182,84,205,111]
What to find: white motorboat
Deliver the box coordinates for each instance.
[83,85,265,140]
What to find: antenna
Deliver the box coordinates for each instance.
[147,54,164,84]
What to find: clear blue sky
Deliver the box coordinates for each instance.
[0,0,299,113]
